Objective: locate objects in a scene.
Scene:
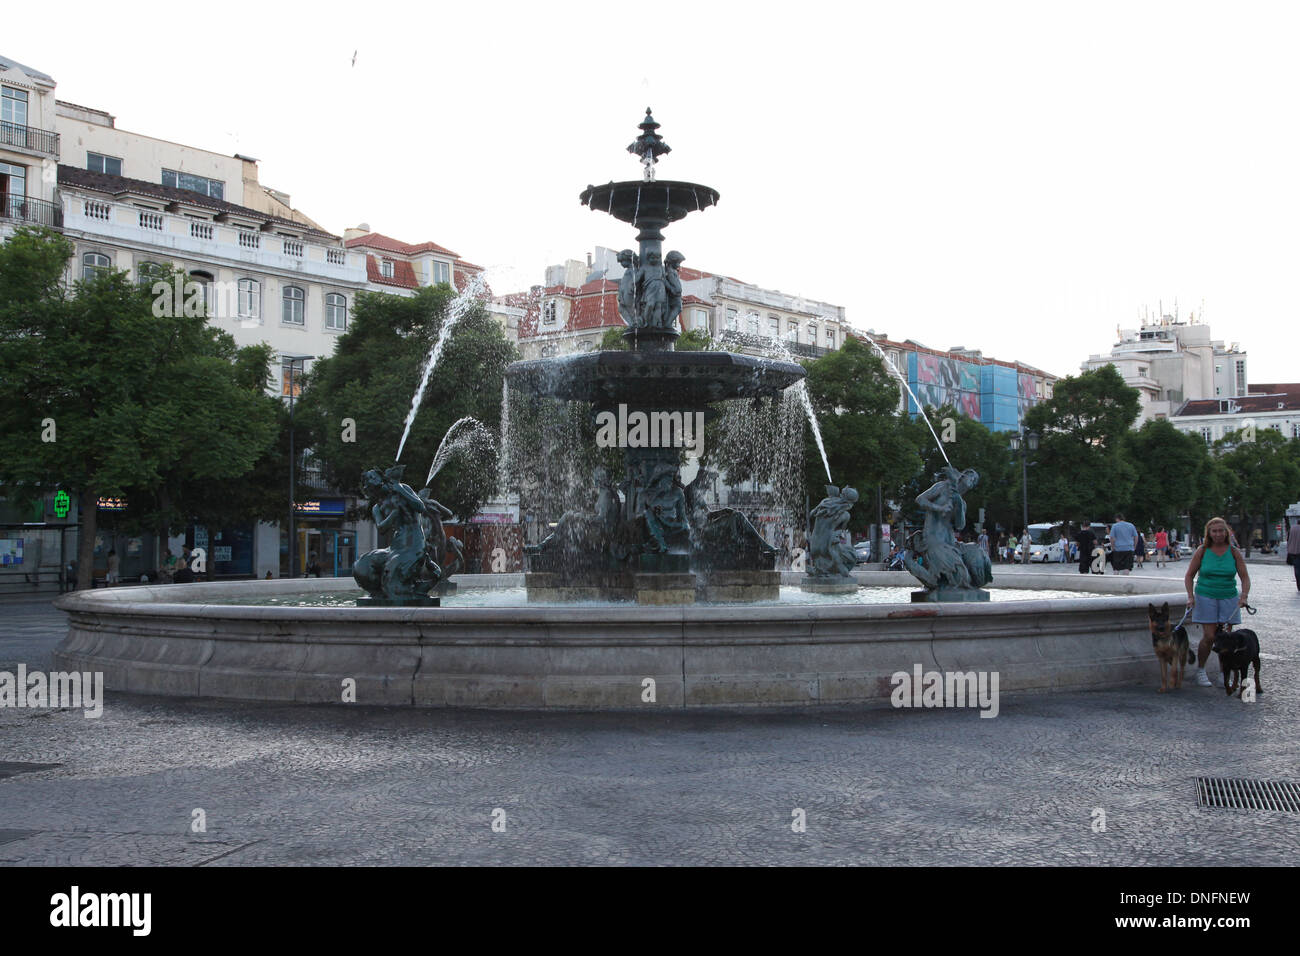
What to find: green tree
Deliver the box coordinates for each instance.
[1021,365,1141,522]
[1214,427,1300,552]
[803,337,923,523]
[1120,419,1215,530]
[296,286,517,521]
[0,228,280,588]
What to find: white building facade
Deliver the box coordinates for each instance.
[1082,311,1247,423]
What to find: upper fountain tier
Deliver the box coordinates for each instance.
[507,349,804,409]
[579,108,719,226]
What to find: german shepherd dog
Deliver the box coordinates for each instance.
[1211,624,1263,698]
[1148,602,1194,692]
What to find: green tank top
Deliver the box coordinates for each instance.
[1195,547,1239,599]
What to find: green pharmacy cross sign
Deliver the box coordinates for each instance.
[53,490,70,519]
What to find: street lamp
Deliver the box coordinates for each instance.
[285,354,315,579]
[1009,429,1039,545]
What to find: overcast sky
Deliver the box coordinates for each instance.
[12,1,1300,383]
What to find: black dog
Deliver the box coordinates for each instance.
[1210,624,1262,698]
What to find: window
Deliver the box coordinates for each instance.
[82,252,110,280]
[787,320,799,342]
[237,278,261,320]
[281,360,306,398]
[1,160,27,203]
[692,308,708,331]
[282,286,305,325]
[746,311,759,334]
[325,293,348,331]
[1,87,29,128]
[1200,426,1213,445]
[380,259,394,279]
[768,316,780,337]
[136,261,167,287]
[190,271,215,316]
[808,323,818,343]
[542,300,557,325]
[1235,359,1246,396]
[826,330,836,348]
[1215,364,1222,374]
[726,307,738,331]
[431,260,450,285]
[1215,387,1221,396]
[161,169,224,200]
[1293,423,1300,439]
[87,152,123,176]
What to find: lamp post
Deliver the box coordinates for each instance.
[1009,428,1039,549]
[285,355,314,578]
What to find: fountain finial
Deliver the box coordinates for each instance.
[627,107,671,182]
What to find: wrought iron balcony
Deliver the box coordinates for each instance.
[0,193,62,228]
[0,120,60,156]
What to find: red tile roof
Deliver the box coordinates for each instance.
[346,232,460,259]
[365,255,419,290]
[1178,393,1300,416]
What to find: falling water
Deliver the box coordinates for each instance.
[496,379,512,495]
[859,335,951,466]
[395,274,487,462]
[427,417,497,486]
[762,337,832,483]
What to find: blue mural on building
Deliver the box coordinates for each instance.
[906,354,1038,432]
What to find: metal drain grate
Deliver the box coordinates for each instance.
[1196,777,1300,812]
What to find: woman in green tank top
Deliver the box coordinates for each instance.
[1184,516,1251,687]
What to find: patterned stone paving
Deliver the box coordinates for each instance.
[1,563,1296,866]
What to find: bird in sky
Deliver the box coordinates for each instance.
[352,50,358,67]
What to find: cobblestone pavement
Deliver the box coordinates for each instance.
[1,564,1297,866]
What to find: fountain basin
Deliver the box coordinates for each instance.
[53,573,1184,710]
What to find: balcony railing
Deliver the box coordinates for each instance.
[1,193,62,228]
[717,329,830,359]
[0,120,59,156]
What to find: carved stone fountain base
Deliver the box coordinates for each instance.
[911,588,991,603]
[525,568,779,605]
[799,576,859,594]
[357,596,440,607]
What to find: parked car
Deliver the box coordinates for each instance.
[853,542,874,564]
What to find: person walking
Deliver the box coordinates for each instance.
[1186,516,1251,687]
[1074,522,1095,575]
[1154,527,1168,569]
[1019,529,1031,564]
[1136,530,1146,569]
[106,548,120,586]
[1110,513,1138,575]
[1287,518,1300,592]
[1058,528,1070,563]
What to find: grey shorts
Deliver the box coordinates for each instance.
[1192,594,1241,625]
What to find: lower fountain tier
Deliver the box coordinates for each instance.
[525,569,780,605]
[506,349,805,407]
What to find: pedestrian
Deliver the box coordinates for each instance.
[1109,513,1138,575]
[1074,522,1095,575]
[106,548,120,585]
[978,529,989,562]
[1058,528,1070,563]
[1154,527,1168,569]
[1019,529,1031,564]
[1136,530,1146,569]
[1185,516,1251,687]
[1287,518,1300,592]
